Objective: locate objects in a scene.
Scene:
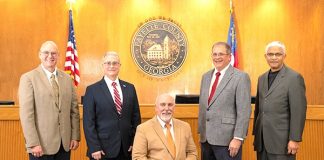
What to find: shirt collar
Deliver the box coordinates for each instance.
[214,63,230,75]
[156,115,173,128]
[41,64,57,79]
[104,76,120,86]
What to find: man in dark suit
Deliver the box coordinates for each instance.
[198,42,251,160]
[83,51,141,160]
[19,41,80,160]
[253,41,307,160]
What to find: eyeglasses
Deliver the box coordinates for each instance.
[41,51,58,56]
[212,52,230,57]
[104,61,120,66]
[159,102,174,107]
[266,52,284,57]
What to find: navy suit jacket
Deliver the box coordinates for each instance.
[83,78,141,158]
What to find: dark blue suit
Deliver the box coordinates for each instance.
[83,78,141,159]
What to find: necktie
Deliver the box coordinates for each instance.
[112,82,122,114]
[50,74,59,107]
[165,123,176,159]
[208,72,221,105]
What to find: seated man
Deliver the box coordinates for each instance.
[132,94,198,160]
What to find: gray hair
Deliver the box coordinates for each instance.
[212,42,231,54]
[265,41,286,54]
[102,51,120,63]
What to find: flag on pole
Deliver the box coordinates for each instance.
[65,9,80,86]
[227,0,238,68]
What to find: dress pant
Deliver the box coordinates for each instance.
[257,149,295,160]
[257,130,295,160]
[201,141,242,160]
[89,143,131,160]
[29,143,70,160]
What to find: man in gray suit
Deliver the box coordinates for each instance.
[253,41,307,160]
[198,42,251,160]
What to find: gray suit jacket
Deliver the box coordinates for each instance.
[19,65,80,154]
[198,65,251,146]
[253,65,307,154]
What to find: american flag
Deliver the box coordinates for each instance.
[65,9,80,86]
[227,0,238,68]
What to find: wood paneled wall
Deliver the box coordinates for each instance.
[0,0,323,104]
[0,105,323,160]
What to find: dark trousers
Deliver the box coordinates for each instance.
[257,129,295,160]
[257,149,295,160]
[89,143,131,160]
[201,141,242,160]
[29,144,70,160]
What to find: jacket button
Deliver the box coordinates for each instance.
[207,119,209,121]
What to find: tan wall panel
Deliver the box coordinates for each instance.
[0,0,323,104]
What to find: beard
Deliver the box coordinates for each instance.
[160,113,173,123]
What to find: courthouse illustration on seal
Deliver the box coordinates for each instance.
[131,19,188,77]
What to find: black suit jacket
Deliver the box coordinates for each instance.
[83,78,141,158]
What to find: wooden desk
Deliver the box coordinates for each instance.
[0,105,323,160]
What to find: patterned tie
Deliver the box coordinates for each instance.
[208,72,221,105]
[112,82,122,114]
[50,74,59,107]
[165,123,176,159]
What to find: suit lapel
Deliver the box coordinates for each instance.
[36,66,53,95]
[173,119,181,159]
[57,70,65,109]
[99,78,118,114]
[119,80,127,107]
[266,66,286,97]
[152,117,173,157]
[209,65,234,106]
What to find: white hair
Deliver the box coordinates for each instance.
[265,41,286,54]
[102,51,120,63]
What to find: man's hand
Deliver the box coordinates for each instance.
[31,145,43,157]
[287,140,299,155]
[228,138,242,157]
[92,150,105,160]
[69,140,79,150]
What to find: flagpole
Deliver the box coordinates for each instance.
[230,0,233,13]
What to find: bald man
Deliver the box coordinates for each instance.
[19,41,80,160]
[132,94,197,160]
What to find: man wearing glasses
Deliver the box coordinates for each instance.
[198,42,251,160]
[253,41,307,160]
[19,41,80,160]
[83,51,141,160]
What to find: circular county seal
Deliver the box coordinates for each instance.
[131,19,187,77]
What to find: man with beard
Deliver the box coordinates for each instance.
[132,94,197,160]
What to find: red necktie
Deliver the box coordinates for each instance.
[112,82,122,114]
[208,72,221,105]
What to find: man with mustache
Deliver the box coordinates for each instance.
[132,94,198,160]
[253,41,307,160]
[198,42,251,160]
